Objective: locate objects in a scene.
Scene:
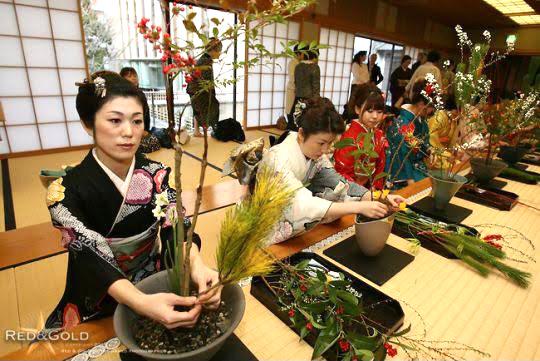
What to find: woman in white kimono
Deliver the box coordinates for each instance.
[261,97,405,243]
[43,72,220,333]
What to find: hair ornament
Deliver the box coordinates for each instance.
[293,100,307,122]
[74,76,107,98]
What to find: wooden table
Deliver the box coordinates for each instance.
[3,166,539,361]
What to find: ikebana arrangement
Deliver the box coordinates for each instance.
[115,0,320,359]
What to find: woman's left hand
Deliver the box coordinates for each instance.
[190,259,222,310]
[386,194,406,208]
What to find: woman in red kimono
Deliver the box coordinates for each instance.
[334,84,388,189]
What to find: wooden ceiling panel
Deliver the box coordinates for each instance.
[387,0,518,28]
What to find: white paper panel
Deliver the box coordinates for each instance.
[6,124,40,152]
[262,37,275,53]
[338,32,346,48]
[0,127,10,154]
[336,47,345,61]
[67,121,92,146]
[0,97,35,125]
[288,22,299,39]
[261,74,273,91]
[272,109,282,122]
[246,110,258,127]
[28,68,60,95]
[0,3,19,36]
[272,92,284,108]
[275,23,287,38]
[247,73,260,92]
[0,36,24,66]
[274,57,286,74]
[59,69,85,95]
[247,92,259,110]
[54,40,85,68]
[320,28,329,43]
[260,93,272,108]
[34,96,64,123]
[261,62,274,74]
[0,68,29,96]
[50,10,81,40]
[259,109,271,126]
[15,0,47,6]
[329,30,338,45]
[235,102,244,123]
[39,123,69,149]
[16,5,51,38]
[48,0,78,11]
[22,38,56,67]
[262,24,275,37]
[273,75,285,91]
[335,63,344,79]
[63,95,78,120]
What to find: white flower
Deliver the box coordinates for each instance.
[152,205,165,219]
[155,192,169,208]
[444,60,450,67]
[483,30,491,42]
[474,45,481,52]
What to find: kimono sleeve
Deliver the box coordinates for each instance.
[157,166,202,263]
[46,177,125,299]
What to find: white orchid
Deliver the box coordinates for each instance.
[155,192,169,208]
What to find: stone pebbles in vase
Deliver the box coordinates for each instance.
[114,270,245,361]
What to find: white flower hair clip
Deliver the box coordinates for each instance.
[93,77,107,98]
[293,100,307,122]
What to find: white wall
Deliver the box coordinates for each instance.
[0,0,91,155]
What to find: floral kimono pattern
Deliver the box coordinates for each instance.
[261,132,368,244]
[334,121,388,189]
[43,151,200,332]
[385,108,430,184]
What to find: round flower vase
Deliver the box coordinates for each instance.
[498,145,529,164]
[354,213,396,257]
[428,170,468,210]
[114,271,246,361]
[470,158,508,184]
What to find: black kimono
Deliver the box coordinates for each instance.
[187,53,220,128]
[44,151,200,331]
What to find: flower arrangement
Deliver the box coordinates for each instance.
[263,257,489,360]
[138,0,318,297]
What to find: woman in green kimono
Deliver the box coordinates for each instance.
[44,72,220,333]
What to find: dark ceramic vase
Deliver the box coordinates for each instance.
[428,170,468,210]
[114,271,246,361]
[470,158,508,184]
[355,213,395,256]
[498,145,529,164]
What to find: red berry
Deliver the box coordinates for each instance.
[300,284,308,292]
[338,339,350,352]
[336,306,344,315]
[306,322,313,331]
[288,309,295,317]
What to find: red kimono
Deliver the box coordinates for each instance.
[334,121,388,189]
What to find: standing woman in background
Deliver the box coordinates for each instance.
[389,55,412,111]
[289,49,320,130]
[285,45,302,128]
[346,51,370,121]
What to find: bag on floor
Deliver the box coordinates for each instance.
[212,118,245,142]
[150,127,173,149]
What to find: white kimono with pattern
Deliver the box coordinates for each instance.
[261,132,368,244]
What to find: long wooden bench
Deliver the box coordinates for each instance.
[0,177,432,361]
[0,179,245,271]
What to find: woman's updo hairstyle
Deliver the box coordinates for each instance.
[409,79,429,105]
[75,70,145,129]
[350,83,385,112]
[297,96,345,138]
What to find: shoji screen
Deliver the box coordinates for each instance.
[0,0,90,155]
[318,28,354,114]
[245,21,299,128]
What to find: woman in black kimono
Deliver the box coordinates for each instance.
[44,72,221,333]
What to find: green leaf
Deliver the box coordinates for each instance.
[212,27,219,37]
[296,259,310,270]
[329,279,350,288]
[355,349,375,361]
[300,325,309,340]
[334,138,355,149]
[348,330,379,350]
[183,20,198,33]
[368,150,379,158]
[210,17,220,26]
[372,172,387,181]
[392,324,411,337]
[312,334,340,359]
[187,12,197,21]
[316,270,326,282]
[336,290,359,306]
[297,308,325,329]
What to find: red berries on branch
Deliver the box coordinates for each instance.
[384,342,398,357]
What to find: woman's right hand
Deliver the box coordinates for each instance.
[355,201,389,219]
[134,293,202,329]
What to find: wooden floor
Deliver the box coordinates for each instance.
[1,134,539,360]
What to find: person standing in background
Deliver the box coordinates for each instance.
[389,55,412,110]
[289,49,320,130]
[368,53,384,86]
[285,45,302,127]
[120,67,151,132]
[406,50,442,99]
[187,38,222,137]
[345,51,369,121]
[411,52,426,73]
